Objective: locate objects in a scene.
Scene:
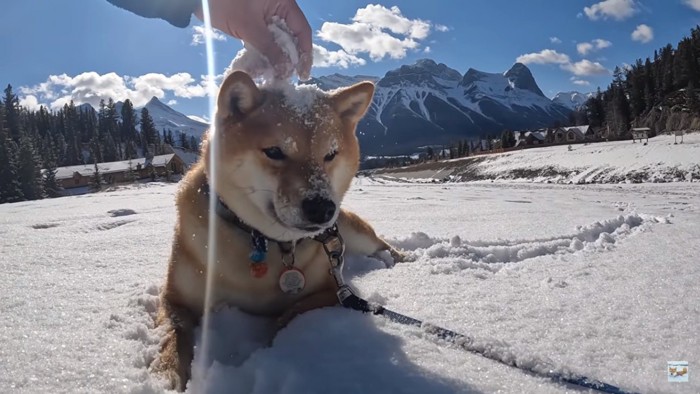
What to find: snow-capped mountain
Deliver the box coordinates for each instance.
[552,91,593,110]
[331,59,572,155]
[81,98,209,139]
[141,97,208,139]
[107,97,208,139]
[304,73,379,90]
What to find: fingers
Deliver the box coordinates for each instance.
[282,0,313,80]
[241,23,294,80]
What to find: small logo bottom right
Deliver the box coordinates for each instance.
[668,361,689,383]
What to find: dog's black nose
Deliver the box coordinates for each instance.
[301,196,336,224]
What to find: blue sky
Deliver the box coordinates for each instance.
[4,0,700,119]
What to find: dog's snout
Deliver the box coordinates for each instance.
[301,196,336,224]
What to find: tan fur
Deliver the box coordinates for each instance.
[153,71,403,390]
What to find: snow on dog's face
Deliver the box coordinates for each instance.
[203,71,374,241]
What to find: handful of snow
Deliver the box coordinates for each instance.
[228,16,301,82]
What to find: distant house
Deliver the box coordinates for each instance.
[555,126,590,143]
[55,154,186,191]
[515,131,546,147]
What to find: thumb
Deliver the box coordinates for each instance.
[281,2,313,80]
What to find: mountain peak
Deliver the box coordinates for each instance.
[147,96,165,106]
[503,63,545,97]
[379,58,462,88]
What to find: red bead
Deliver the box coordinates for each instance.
[250,263,268,278]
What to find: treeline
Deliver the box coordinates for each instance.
[0,85,197,204]
[576,25,700,135]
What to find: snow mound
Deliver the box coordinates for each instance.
[390,213,662,276]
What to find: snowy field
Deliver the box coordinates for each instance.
[1,180,699,393]
[377,133,700,184]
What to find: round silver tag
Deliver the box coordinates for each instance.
[279,268,306,295]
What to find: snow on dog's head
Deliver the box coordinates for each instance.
[202,71,374,241]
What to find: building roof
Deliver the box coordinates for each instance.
[55,154,176,180]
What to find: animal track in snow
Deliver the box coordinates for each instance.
[31,223,60,229]
[94,219,136,231]
[108,209,137,217]
[391,214,668,273]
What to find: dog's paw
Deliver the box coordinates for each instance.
[389,248,407,264]
[150,359,187,392]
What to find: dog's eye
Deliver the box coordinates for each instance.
[324,150,337,162]
[262,147,286,161]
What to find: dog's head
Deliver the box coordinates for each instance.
[202,71,374,241]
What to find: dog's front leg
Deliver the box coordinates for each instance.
[152,299,198,392]
[337,209,405,263]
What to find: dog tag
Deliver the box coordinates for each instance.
[279,268,305,295]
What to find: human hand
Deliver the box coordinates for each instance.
[195,0,312,80]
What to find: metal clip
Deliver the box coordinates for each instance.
[278,241,296,268]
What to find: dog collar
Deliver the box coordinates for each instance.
[200,182,312,294]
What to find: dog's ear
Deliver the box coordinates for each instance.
[217,71,263,120]
[331,81,374,123]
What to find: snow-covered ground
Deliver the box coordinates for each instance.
[376,133,700,184]
[1,180,699,393]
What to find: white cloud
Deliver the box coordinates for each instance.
[191,25,227,46]
[317,4,436,61]
[516,48,609,77]
[621,62,633,71]
[550,36,562,44]
[167,99,178,106]
[19,95,42,111]
[435,24,450,32]
[561,59,609,76]
[577,38,612,55]
[312,44,366,68]
[577,43,594,55]
[352,5,430,39]
[516,49,571,65]
[423,46,432,53]
[684,0,700,11]
[20,71,215,110]
[631,24,654,43]
[572,79,591,86]
[593,39,613,49]
[584,0,638,21]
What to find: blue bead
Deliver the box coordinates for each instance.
[250,250,266,263]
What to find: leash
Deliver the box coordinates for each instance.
[314,225,641,394]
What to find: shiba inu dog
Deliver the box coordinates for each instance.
[152,71,404,390]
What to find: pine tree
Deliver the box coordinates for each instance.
[98,99,119,162]
[120,99,138,142]
[17,133,45,200]
[586,89,606,128]
[3,84,21,142]
[63,102,81,165]
[91,161,103,191]
[42,139,62,198]
[126,159,138,183]
[124,140,137,160]
[140,108,158,149]
[0,105,24,203]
